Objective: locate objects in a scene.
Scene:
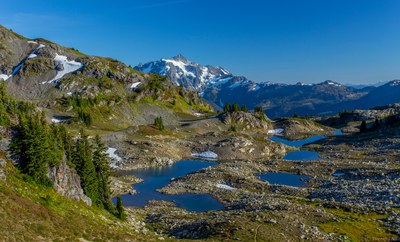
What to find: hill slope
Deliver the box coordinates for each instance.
[0,25,212,130]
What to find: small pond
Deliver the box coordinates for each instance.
[269,130,342,161]
[257,172,311,187]
[115,160,224,213]
[269,135,327,148]
[283,150,321,161]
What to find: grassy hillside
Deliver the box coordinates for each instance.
[0,151,163,241]
[0,24,213,131]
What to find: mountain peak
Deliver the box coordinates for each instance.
[320,80,342,87]
[170,54,189,63]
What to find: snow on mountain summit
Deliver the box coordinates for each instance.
[135,55,232,91]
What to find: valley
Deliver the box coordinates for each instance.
[0,24,399,241]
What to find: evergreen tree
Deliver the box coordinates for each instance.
[360,120,367,133]
[232,102,240,112]
[58,125,74,166]
[254,106,264,114]
[73,130,100,205]
[116,196,126,220]
[228,125,237,132]
[223,102,231,113]
[154,116,165,131]
[10,112,62,186]
[241,105,248,112]
[93,135,113,211]
[0,81,10,125]
[373,118,380,130]
[0,101,10,126]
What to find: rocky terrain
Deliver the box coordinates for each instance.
[0,25,399,241]
[102,110,399,241]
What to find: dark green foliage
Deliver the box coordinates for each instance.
[258,114,268,123]
[0,101,10,126]
[359,120,367,133]
[385,114,400,126]
[56,125,74,167]
[0,81,11,125]
[147,74,166,92]
[339,109,350,119]
[223,102,231,113]
[372,118,380,130]
[154,116,165,131]
[77,108,93,126]
[73,130,101,205]
[93,135,114,211]
[232,102,240,112]
[116,196,126,220]
[58,92,123,126]
[241,105,248,112]
[10,111,63,186]
[72,131,115,212]
[293,113,299,118]
[2,80,116,215]
[254,106,264,114]
[228,125,237,132]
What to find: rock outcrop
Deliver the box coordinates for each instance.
[220,111,271,130]
[47,158,91,206]
[274,118,330,139]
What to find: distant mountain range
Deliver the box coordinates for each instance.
[136,55,400,118]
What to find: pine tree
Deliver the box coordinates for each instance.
[154,116,164,131]
[74,130,100,205]
[93,135,113,211]
[116,196,126,220]
[232,102,240,112]
[241,105,248,112]
[360,120,367,133]
[10,112,62,186]
[255,106,264,114]
[373,118,380,130]
[0,101,10,126]
[0,81,10,126]
[223,102,231,113]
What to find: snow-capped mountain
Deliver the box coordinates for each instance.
[136,54,232,92]
[136,55,400,118]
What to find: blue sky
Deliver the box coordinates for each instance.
[1,0,400,84]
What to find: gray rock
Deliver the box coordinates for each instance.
[47,157,91,206]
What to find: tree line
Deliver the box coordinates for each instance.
[0,81,125,219]
[223,102,266,115]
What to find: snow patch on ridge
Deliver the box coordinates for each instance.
[51,118,63,123]
[268,128,284,135]
[44,53,83,84]
[216,184,235,190]
[326,81,342,87]
[192,150,218,160]
[212,77,232,86]
[27,53,37,59]
[131,82,141,89]
[105,147,123,168]
[251,84,260,91]
[163,59,196,78]
[0,74,11,81]
[389,80,400,86]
